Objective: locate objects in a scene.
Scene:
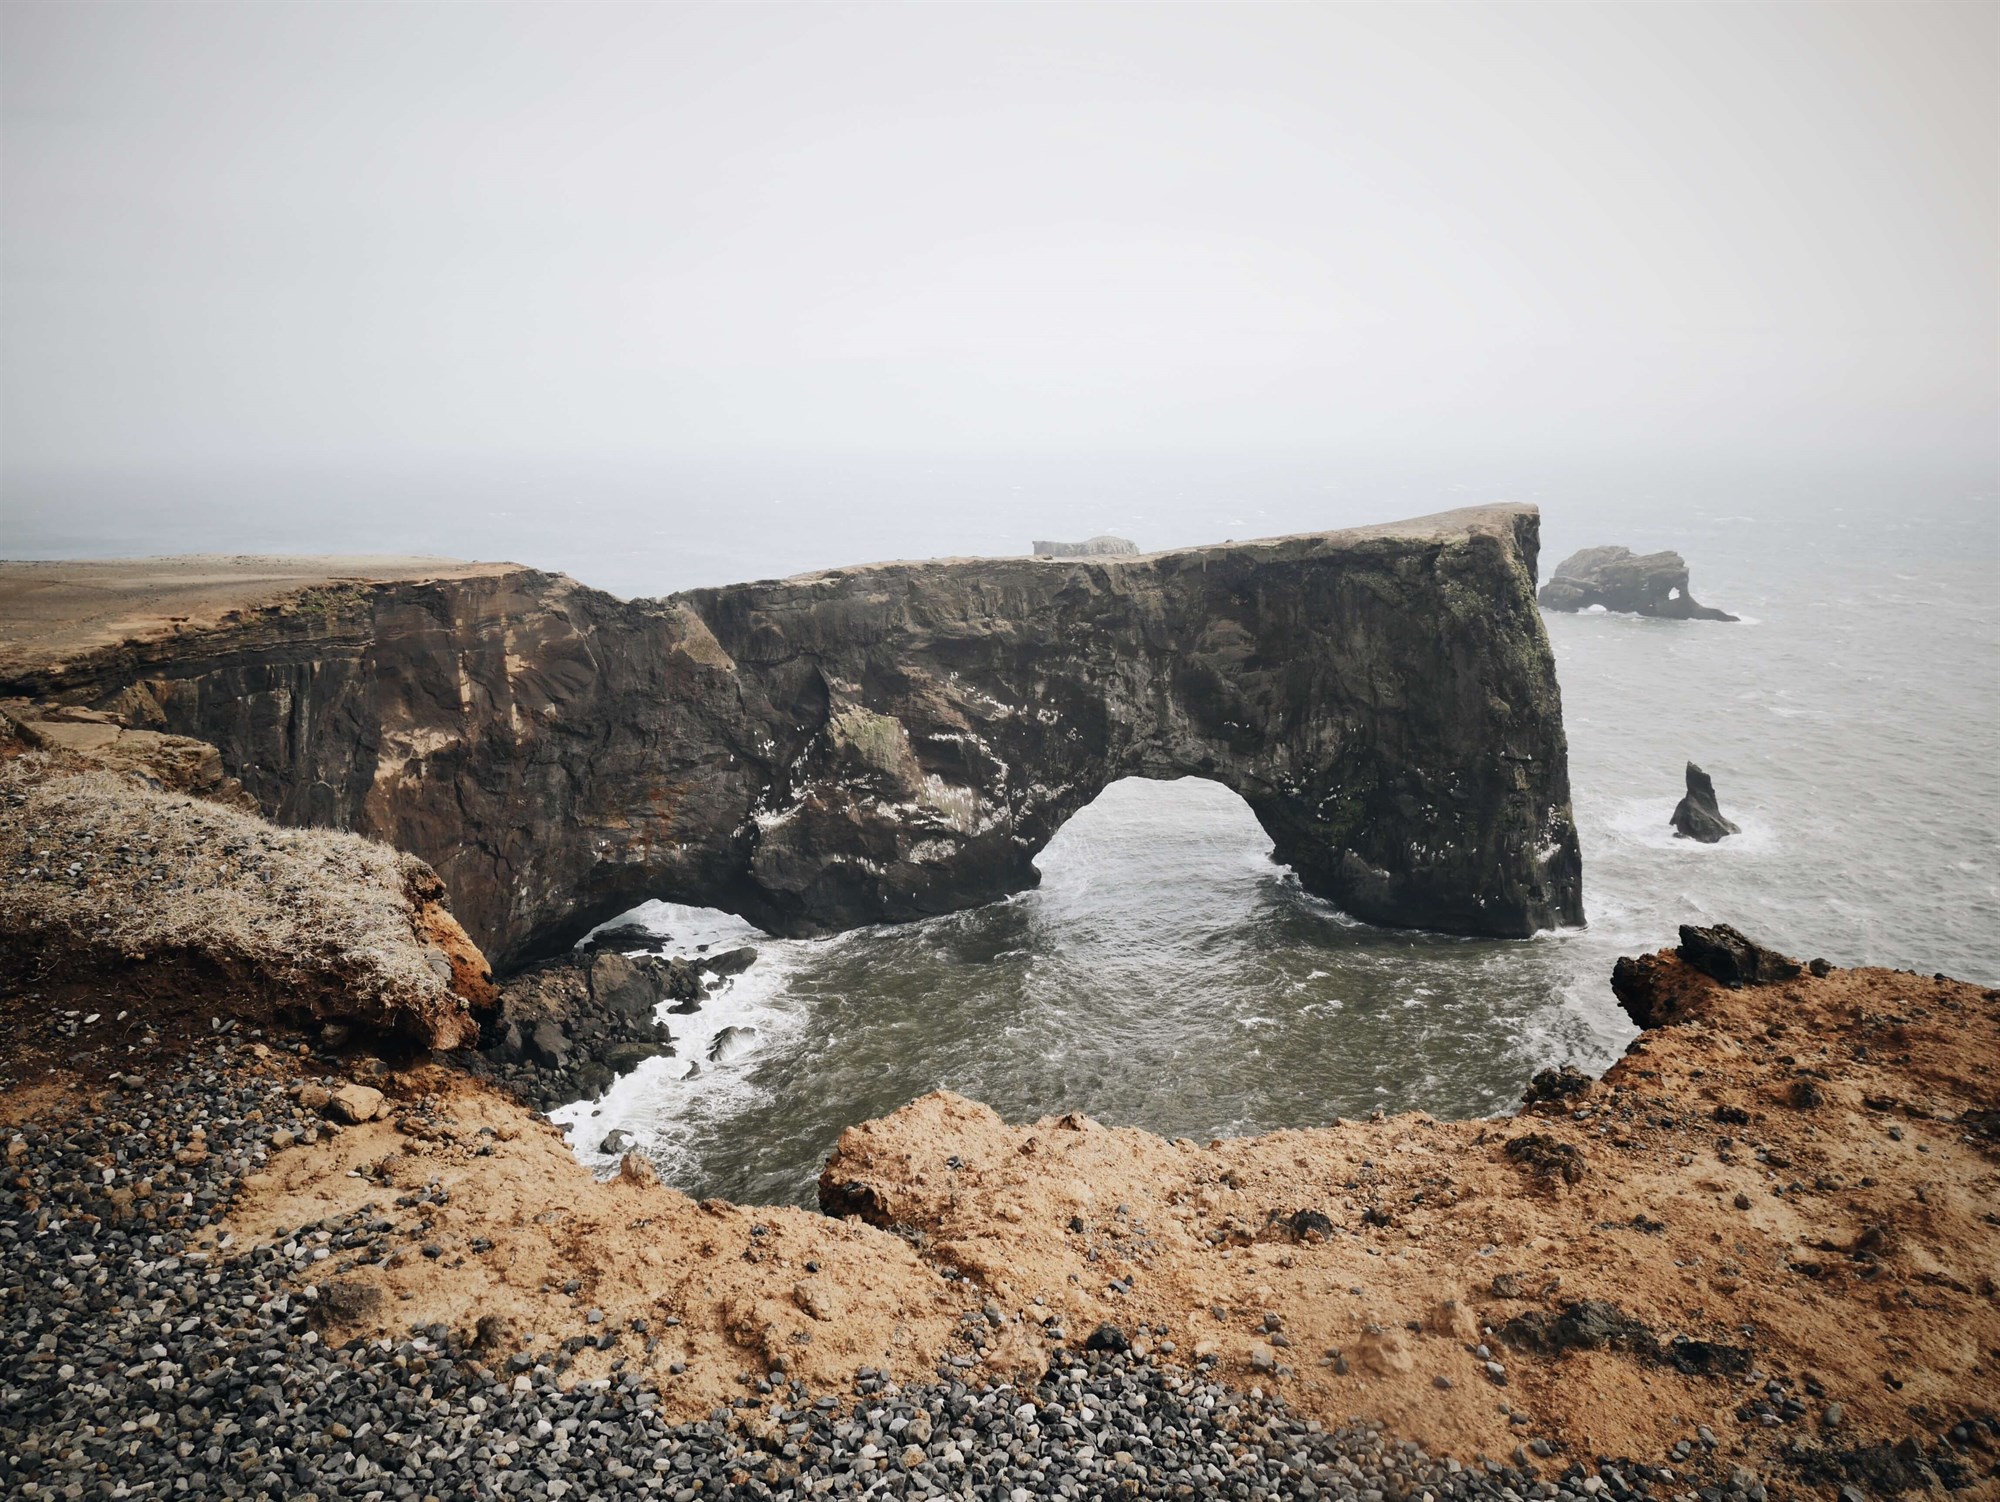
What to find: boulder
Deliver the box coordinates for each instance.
[708,1025,759,1064]
[579,922,667,953]
[1677,923,1801,987]
[326,1084,385,1124]
[588,950,662,1015]
[527,1018,569,1068]
[1539,546,1736,621]
[1670,762,1740,842]
[698,946,759,978]
[601,1040,669,1073]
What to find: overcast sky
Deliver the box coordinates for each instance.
[3,1,1995,520]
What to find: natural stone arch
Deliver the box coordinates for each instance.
[17,505,1583,967]
[694,505,1582,946]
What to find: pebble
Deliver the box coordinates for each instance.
[0,1038,1818,1502]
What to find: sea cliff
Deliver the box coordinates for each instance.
[2,504,1582,969]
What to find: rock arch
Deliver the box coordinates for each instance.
[8,505,1583,968]
[712,506,1581,945]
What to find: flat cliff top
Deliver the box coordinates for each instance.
[0,504,1537,677]
[761,501,1538,586]
[0,554,515,676]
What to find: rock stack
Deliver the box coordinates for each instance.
[1671,762,1740,843]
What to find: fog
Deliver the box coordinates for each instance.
[2,2,1994,585]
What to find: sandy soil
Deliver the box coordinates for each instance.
[178,955,2000,1492]
[820,960,2000,1475]
[222,1065,972,1419]
[0,555,514,677]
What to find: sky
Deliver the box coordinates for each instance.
[1,1,1995,566]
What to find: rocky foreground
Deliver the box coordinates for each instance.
[2,925,1995,1500]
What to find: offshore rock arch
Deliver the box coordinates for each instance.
[7,505,1583,969]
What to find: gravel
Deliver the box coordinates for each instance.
[5,1042,1977,1502]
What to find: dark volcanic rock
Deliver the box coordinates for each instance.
[7,504,1583,964]
[1678,923,1802,988]
[462,947,692,1107]
[1539,545,1737,621]
[1611,951,1690,1028]
[699,944,759,977]
[1671,761,1740,842]
[578,921,668,953]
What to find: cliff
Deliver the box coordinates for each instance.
[0,505,1583,969]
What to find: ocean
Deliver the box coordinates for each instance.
[11,456,1997,1205]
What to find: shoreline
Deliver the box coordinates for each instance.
[1,550,1995,1498]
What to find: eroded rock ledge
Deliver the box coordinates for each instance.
[0,505,1581,967]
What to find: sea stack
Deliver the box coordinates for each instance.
[1670,761,1740,842]
[1538,545,1736,620]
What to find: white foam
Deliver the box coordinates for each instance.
[550,902,822,1183]
[1599,797,1777,856]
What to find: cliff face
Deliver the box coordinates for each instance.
[3,505,1583,968]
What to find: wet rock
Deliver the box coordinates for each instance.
[1670,762,1740,843]
[599,1128,636,1155]
[699,945,759,977]
[462,946,687,1108]
[1678,923,1801,987]
[601,1040,669,1072]
[1538,545,1737,620]
[579,922,668,953]
[708,1024,759,1064]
